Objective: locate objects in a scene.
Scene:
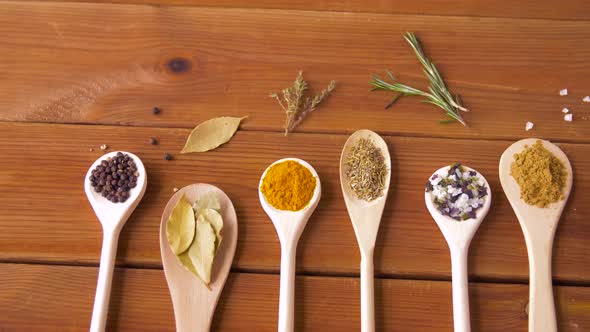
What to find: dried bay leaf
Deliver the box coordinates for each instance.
[181,116,246,153]
[200,208,223,250]
[166,195,196,255]
[188,215,217,285]
[193,191,221,211]
[177,251,198,275]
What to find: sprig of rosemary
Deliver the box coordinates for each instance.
[270,71,336,135]
[370,32,469,126]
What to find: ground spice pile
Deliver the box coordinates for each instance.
[260,160,316,211]
[510,140,566,208]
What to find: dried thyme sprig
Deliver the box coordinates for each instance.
[370,32,469,126]
[291,80,336,131]
[270,71,336,135]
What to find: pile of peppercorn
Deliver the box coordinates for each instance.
[90,152,139,203]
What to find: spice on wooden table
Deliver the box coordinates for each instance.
[345,138,388,202]
[260,160,316,211]
[510,140,566,208]
[150,137,158,145]
[89,152,138,203]
[152,106,161,115]
[426,163,488,221]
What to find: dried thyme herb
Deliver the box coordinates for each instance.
[345,138,388,201]
[270,71,336,135]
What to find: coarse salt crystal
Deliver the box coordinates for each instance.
[559,88,568,96]
[525,122,534,131]
[564,113,573,122]
[583,96,590,103]
[456,194,469,208]
[430,176,442,186]
[562,108,569,113]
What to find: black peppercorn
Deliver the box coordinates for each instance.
[89,152,139,203]
[150,137,158,145]
[152,107,161,115]
[164,153,173,161]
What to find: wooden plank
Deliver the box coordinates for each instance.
[1,264,589,331]
[22,0,590,21]
[1,122,589,283]
[1,3,590,142]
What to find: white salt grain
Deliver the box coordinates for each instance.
[564,114,573,122]
[559,89,568,96]
[525,122,534,131]
[562,107,569,113]
[583,96,590,103]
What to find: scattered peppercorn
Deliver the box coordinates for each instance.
[100,144,108,150]
[89,152,139,203]
[150,137,158,145]
[152,107,161,115]
[89,148,94,152]
[164,153,173,160]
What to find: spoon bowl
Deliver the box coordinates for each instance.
[160,184,238,332]
[339,129,391,332]
[499,138,573,332]
[85,151,147,332]
[425,165,491,332]
[259,158,321,332]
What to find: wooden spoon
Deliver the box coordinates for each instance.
[424,165,492,332]
[339,130,391,332]
[259,158,321,332]
[499,138,573,332]
[85,151,147,332]
[160,184,238,332]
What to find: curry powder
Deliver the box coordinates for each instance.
[510,140,566,208]
[261,160,316,211]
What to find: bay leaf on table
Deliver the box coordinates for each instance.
[166,195,196,255]
[188,215,217,285]
[181,116,246,153]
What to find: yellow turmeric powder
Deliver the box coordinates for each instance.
[260,160,316,211]
[510,140,566,208]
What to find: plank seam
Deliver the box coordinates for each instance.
[2,119,590,146]
[5,0,590,23]
[2,259,588,288]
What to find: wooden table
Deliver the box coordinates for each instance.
[1,1,589,331]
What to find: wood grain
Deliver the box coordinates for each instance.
[1,3,590,142]
[1,122,589,283]
[22,0,590,20]
[1,263,589,331]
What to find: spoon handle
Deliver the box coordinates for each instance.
[450,247,471,332]
[278,243,296,332]
[526,237,557,332]
[360,251,375,332]
[90,229,120,332]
